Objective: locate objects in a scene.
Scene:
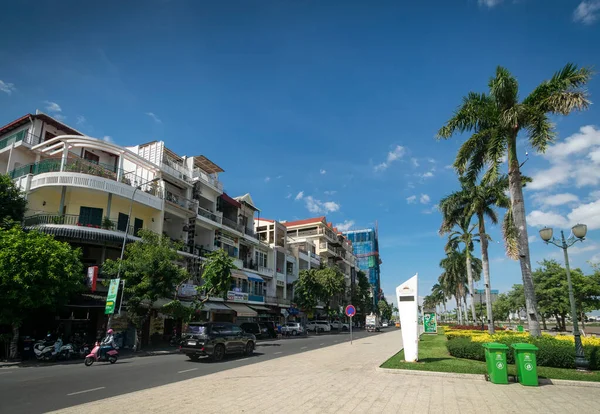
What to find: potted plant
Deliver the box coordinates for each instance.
[102,217,114,230]
[52,215,65,225]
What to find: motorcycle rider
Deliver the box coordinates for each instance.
[99,329,117,359]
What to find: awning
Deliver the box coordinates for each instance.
[245,272,264,282]
[225,303,258,317]
[24,225,140,244]
[231,270,248,280]
[249,305,270,312]
[202,302,234,312]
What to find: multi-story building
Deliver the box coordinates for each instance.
[343,227,382,308]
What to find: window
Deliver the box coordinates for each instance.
[117,213,129,232]
[84,151,100,164]
[255,251,267,268]
[79,207,103,226]
[134,218,143,236]
[231,325,243,335]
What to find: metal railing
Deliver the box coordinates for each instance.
[244,227,257,238]
[222,216,243,232]
[164,190,197,212]
[197,206,221,223]
[258,265,273,275]
[23,213,137,235]
[265,296,291,306]
[0,130,41,151]
[193,168,223,191]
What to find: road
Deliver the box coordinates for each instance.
[0,328,391,413]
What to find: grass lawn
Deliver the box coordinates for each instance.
[380,332,600,382]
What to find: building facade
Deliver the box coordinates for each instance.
[343,227,382,308]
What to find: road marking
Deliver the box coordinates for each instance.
[319,343,325,346]
[177,368,198,374]
[0,371,13,375]
[301,346,308,350]
[333,341,338,343]
[238,358,249,362]
[274,351,283,355]
[67,387,105,396]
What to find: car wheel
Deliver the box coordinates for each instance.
[188,354,200,361]
[245,341,254,356]
[342,326,348,331]
[212,344,225,362]
[292,330,297,336]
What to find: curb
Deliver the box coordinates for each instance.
[376,366,600,388]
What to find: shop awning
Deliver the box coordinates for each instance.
[231,270,248,280]
[225,303,258,317]
[24,224,140,244]
[249,305,270,312]
[202,302,233,312]
[245,272,264,282]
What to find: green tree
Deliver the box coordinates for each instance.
[0,227,83,359]
[439,176,510,333]
[294,268,321,311]
[0,174,27,228]
[378,298,393,321]
[438,64,592,336]
[351,270,372,317]
[316,266,346,316]
[492,293,513,323]
[102,230,190,350]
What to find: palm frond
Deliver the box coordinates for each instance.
[502,208,519,260]
[483,206,498,224]
[489,66,519,110]
[524,109,556,153]
[437,92,494,139]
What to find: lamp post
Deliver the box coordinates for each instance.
[539,223,589,371]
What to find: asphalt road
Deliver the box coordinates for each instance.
[0,328,392,413]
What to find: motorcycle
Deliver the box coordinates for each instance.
[84,341,118,366]
[33,337,75,361]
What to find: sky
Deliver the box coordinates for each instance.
[1,0,600,306]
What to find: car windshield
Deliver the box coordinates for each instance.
[186,324,207,334]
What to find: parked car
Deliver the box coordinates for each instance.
[306,321,331,332]
[329,320,349,331]
[382,321,389,328]
[259,321,277,339]
[280,322,304,336]
[180,322,256,362]
[239,322,270,339]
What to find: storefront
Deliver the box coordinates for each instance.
[224,302,258,323]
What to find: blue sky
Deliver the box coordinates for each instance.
[2,0,600,305]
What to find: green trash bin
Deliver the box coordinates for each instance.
[511,343,539,386]
[517,325,524,332]
[482,342,509,384]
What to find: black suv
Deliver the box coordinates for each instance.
[180,322,256,362]
[240,322,277,339]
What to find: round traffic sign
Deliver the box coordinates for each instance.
[345,304,356,317]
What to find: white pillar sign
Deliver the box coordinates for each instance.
[396,273,419,362]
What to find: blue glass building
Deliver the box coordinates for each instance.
[343,227,382,308]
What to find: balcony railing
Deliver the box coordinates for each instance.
[244,227,257,239]
[0,130,41,151]
[265,296,291,306]
[222,216,243,232]
[164,190,197,212]
[193,168,223,191]
[197,206,222,223]
[24,213,138,235]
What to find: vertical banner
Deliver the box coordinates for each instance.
[105,278,120,315]
[87,266,98,292]
[423,312,437,334]
[396,273,419,362]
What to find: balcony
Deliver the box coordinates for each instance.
[23,213,144,239]
[197,206,222,224]
[244,227,257,239]
[193,168,223,192]
[0,130,40,151]
[265,296,291,306]
[222,216,243,233]
[319,242,336,257]
[164,190,197,213]
[161,157,190,182]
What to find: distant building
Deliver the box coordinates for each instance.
[473,289,499,305]
[343,226,382,308]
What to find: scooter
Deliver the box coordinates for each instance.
[84,342,118,366]
[33,337,74,361]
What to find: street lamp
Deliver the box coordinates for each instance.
[539,223,589,371]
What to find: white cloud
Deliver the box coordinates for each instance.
[567,199,600,230]
[421,171,434,178]
[295,191,304,201]
[145,112,162,123]
[0,80,16,95]
[544,125,600,160]
[102,135,113,143]
[320,169,326,175]
[374,145,406,172]
[420,194,431,204]
[76,115,86,125]
[532,192,579,207]
[422,204,439,215]
[411,158,420,167]
[286,193,292,199]
[276,175,283,179]
[324,190,337,195]
[526,210,569,229]
[428,158,436,164]
[528,235,537,243]
[335,220,355,232]
[573,1,600,25]
[264,176,271,183]
[53,114,66,121]
[478,0,503,7]
[45,101,62,113]
[304,196,340,214]
[406,195,417,204]
[444,164,454,170]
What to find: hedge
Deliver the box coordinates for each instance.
[445,334,600,370]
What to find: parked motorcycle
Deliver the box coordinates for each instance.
[84,341,118,366]
[33,337,75,361]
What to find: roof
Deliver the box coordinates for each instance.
[220,193,242,209]
[193,155,224,174]
[234,193,259,211]
[283,216,326,227]
[256,218,274,223]
[0,113,85,138]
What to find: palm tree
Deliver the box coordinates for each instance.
[431,282,447,321]
[440,249,468,324]
[439,176,509,333]
[437,64,592,336]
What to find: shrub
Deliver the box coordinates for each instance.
[446,337,485,361]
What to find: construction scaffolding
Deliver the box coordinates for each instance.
[344,223,382,308]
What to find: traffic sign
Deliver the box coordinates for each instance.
[345,304,356,317]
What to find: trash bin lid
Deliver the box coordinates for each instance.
[510,343,539,351]
[481,342,509,349]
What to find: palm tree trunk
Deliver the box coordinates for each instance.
[463,292,469,324]
[507,136,541,337]
[465,254,477,324]
[455,294,462,324]
[478,213,495,334]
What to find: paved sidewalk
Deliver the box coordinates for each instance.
[53,330,599,414]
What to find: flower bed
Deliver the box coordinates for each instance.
[444,329,600,370]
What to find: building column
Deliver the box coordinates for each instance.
[60,144,69,172]
[116,154,124,181]
[5,142,15,173]
[106,193,113,220]
[58,186,67,215]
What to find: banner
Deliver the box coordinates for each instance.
[87,266,98,292]
[423,312,437,334]
[105,278,120,315]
